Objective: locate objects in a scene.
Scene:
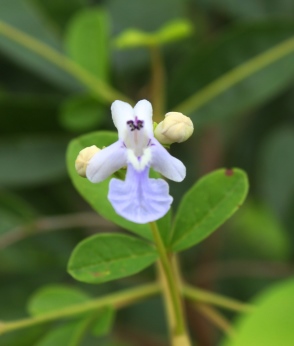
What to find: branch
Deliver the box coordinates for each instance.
[0,283,160,335]
[0,212,119,250]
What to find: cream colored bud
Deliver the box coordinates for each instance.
[75,145,100,177]
[154,112,194,144]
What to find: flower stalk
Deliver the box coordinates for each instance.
[149,222,190,345]
[149,45,166,123]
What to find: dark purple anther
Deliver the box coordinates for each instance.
[127,118,144,131]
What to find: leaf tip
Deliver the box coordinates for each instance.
[225,168,234,176]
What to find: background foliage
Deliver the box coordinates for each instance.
[0,0,294,345]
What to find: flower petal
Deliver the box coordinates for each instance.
[111,100,134,140]
[150,138,186,182]
[108,164,172,224]
[133,99,153,138]
[86,141,127,183]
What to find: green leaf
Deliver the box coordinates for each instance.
[35,319,90,346]
[65,8,109,81]
[227,199,290,260]
[27,285,90,316]
[0,0,82,91]
[170,22,294,124]
[156,209,172,246]
[0,135,68,187]
[170,168,249,252]
[59,95,106,133]
[155,19,193,45]
[0,191,36,236]
[91,306,115,337]
[114,29,155,49]
[66,131,154,240]
[257,127,294,218]
[114,19,193,49]
[68,233,158,284]
[221,278,294,346]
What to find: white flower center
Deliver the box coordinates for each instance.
[124,117,152,171]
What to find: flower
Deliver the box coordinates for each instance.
[75,145,100,177]
[154,112,194,145]
[85,100,186,224]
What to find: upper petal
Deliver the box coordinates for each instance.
[86,141,127,183]
[108,164,172,224]
[111,100,134,140]
[133,99,153,138]
[150,138,186,182]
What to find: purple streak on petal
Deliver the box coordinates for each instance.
[133,100,153,137]
[108,164,172,224]
[150,138,186,182]
[86,141,127,183]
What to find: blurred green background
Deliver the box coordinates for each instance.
[0,0,294,345]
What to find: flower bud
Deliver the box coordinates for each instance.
[75,145,100,177]
[154,112,194,144]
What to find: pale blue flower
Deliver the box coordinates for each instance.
[86,100,186,224]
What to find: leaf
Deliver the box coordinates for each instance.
[0,93,61,134]
[35,319,90,346]
[65,8,109,81]
[0,0,82,91]
[59,95,106,133]
[221,278,294,346]
[0,191,36,236]
[170,22,294,124]
[114,19,193,49]
[257,127,294,218]
[66,131,154,240]
[156,209,172,246]
[91,306,115,337]
[227,199,290,260]
[68,233,158,284]
[114,29,155,49]
[155,19,193,45]
[27,285,90,316]
[0,135,68,187]
[170,168,249,252]
[107,0,186,71]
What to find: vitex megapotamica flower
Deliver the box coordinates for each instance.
[85,100,186,224]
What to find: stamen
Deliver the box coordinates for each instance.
[127,119,144,131]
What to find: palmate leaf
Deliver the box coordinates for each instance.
[170,168,249,252]
[68,233,158,284]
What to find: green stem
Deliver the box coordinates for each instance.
[0,212,115,250]
[149,222,187,338]
[0,20,132,104]
[175,35,294,115]
[197,303,236,338]
[0,283,160,335]
[149,45,166,122]
[183,284,254,312]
